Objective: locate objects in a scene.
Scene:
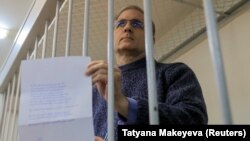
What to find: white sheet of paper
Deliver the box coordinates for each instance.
[19,56,94,141]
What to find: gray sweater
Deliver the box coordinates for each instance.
[92,57,208,138]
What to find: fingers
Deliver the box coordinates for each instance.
[96,83,108,100]
[86,60,123,105]
[86,60,120,79]
[92,69,107,85]
[86,61,108,85]
[85,60,107,76]
[85,60,121,96]
[95,136,105,141]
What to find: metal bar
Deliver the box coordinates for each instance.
[10,71,20,141]
[42,21,48,59]
[1,85,10,141]
[0,92,6,138]
[26,50,30,60]
[82,0,90,56]
[5,74,16,141]
[52,0,60,57]
[12,117,18,141]
[107,0,114,140]
[14,49,31,141]
[0,87,9,141]
[17,131,19,141]
[34,37,38,59]
[143,0,159,124]
[202,0,232,124]
[8,79,17,141]
[65,0,73,56]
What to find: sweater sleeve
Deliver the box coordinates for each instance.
[117,97,138,124]
[136,63,208,124]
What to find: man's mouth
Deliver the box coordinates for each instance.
[121,37,133,41]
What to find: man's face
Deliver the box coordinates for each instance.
[114,9,145,56]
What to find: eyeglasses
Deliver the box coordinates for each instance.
[114,19,144,29]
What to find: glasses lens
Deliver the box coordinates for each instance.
[115,20,126,28]
[131,20,143,29]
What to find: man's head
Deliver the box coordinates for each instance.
[114,5,155,62]
[115,5,155,36]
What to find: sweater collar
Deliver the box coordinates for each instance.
[118,57,146,72]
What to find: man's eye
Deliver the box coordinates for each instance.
[116,21,126,27]
[114,20,144,29]
[132,22,142,28]
[131,20,144,29]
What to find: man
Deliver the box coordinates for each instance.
[85,5,208,141]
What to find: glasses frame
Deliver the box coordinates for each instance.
[114,19,144,30]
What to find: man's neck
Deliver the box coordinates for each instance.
[116,53,145,66]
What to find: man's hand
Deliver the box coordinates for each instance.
[85,60,128,118]
[95,136,104,141]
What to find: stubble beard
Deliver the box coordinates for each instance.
[115,46,145,65]
[116,45,144,58]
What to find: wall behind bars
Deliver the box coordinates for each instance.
[167,5,250,124]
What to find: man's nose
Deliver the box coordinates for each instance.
[123,22,133,32]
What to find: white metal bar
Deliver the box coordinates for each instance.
[33,37,38,59]
[17,51,30,140]
[143,0,159,124]
[42,21,48,59]
[0,88,9,141]
[107,0,114,141]
[0,92,6,135]
[1,85,11,141]
[10,71,20,141]
[17,132,19,141]
[65,0,73,56]
[26,50,30,60]
[5,74,16,141]
[82,0,90,56]
[12,116,18,141]
[52,0,60,58]
[202,0,232,124]
[7,74,17,141]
